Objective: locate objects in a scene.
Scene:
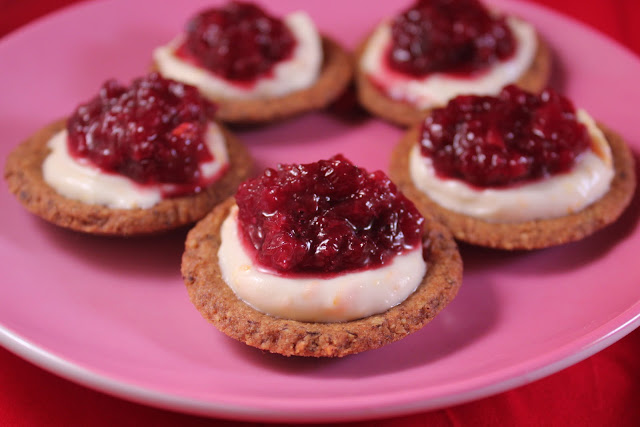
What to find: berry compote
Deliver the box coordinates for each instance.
[67,73,220,196]
[235,155,425,275]
[389,0,516,76]
[420,85,592,188]
[178,1,296,82]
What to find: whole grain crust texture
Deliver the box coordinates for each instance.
[4,119,253,235]
[182,197,463,357]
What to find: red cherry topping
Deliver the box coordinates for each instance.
[67,73,218,195]
[235,155,425,275]
[182,1,296,81]
[389,0,516,76]
[420,85,591,188]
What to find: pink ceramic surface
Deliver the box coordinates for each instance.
[1,0,639,422]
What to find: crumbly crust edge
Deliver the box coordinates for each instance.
[181,197,463,357]
[4,119,253,235]
[389,123,637,250]
[354,25,552,127]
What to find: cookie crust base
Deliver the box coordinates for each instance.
[4,119,253,235]
[155,37,353,124]
[355,30,552,127]
[182,197,463,357]
[389,124,636,250]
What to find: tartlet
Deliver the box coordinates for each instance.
[355,0,551,127]
[390,86,636,250]
[182,157,463,357]
[153,1,353,124]
[4,74,253,235]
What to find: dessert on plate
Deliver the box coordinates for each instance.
[153,1,353,124]
[390,85,636,249]
[4,72,252,235]
[356,0,551,126]
[182,155,462,357]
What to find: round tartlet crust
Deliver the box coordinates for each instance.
[182,197,463,357]
[155,36,354,124]
[389,123,637,250]
[355,28,552,127]
[4,119,253,235]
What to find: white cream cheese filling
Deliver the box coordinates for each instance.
[153,11,322,100]
[360,16,537,110]
[409,110,615,222]
[218,206,427,323]
[42,122,229,209]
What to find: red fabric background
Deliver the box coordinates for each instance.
[1,1,639,426]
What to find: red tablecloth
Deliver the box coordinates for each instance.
[1,1,639,426]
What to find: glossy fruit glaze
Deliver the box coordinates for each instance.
[235,155,425,275]
[389,0,516,76]
[67,73,218,195]
[178,1,296,82]
[420,85,592,188]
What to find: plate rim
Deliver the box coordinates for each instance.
[2,313,639,422]
[1,0,640,422]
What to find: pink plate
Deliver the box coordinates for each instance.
[1,0,639,422]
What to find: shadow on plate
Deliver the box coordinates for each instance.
[33,217,189,280]
[548,47,567,93]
